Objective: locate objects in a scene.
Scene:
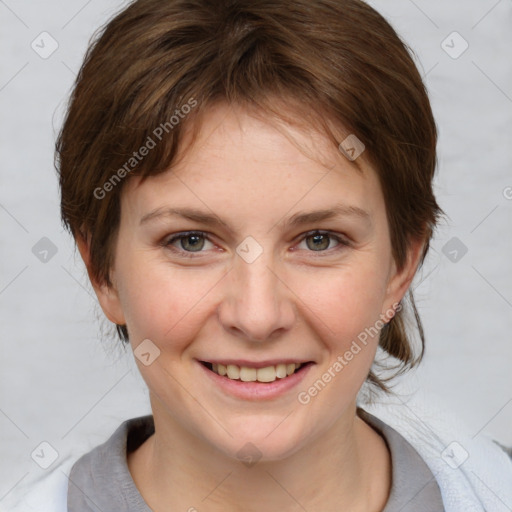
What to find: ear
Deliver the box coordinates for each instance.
[382,237,425,318]
[76,231,126,326]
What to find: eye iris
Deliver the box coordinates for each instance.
[306,233,330,251]
[182,234,204,252]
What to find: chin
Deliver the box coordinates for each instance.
[211,415,311,463]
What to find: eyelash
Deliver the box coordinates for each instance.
[162,230,351,259]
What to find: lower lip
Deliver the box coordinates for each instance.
[197,361,314,401]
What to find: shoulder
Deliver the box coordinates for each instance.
[1,454,73,512]
[2,416,154,512]
[358,406,444,511]
[67,415,154,511]
[362,392,512,510]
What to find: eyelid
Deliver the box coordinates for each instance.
[292,229,351,253]
[163,230,217,257]
[162,229,351,258]
[164,230,213,243]
[293,229,350,243]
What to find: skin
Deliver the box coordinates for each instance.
[78,102,424,511]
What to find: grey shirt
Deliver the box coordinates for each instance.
[67,408,445,511]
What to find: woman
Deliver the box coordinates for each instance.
[8,0,512,510]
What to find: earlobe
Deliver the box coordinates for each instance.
[75,231,126,326]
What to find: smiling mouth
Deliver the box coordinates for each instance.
[200,361,313,383]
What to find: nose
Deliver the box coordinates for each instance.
[217,249,296,343]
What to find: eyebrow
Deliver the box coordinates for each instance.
[139,204,371,232]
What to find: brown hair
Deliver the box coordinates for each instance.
[56,0,442,393]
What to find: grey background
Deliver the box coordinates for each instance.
[1,0,511,502]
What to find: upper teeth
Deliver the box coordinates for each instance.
[212,363,302,382]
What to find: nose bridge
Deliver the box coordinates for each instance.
[219,246,294,342]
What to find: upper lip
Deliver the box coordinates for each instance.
[198,359,313,369]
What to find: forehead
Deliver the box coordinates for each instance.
[122,103,384,224]
[175,102,364,174]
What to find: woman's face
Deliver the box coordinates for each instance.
[93,103,416,461]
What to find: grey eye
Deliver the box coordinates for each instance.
[305,233,334,251]
[179,233,206,252]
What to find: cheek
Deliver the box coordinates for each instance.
[115,254,222,348]
[302,263,389,344]
[293,266,389,414]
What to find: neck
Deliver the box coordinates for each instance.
[128,398,391,512]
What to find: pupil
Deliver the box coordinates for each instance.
[307,234,329,251]
[183,234,204,251]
